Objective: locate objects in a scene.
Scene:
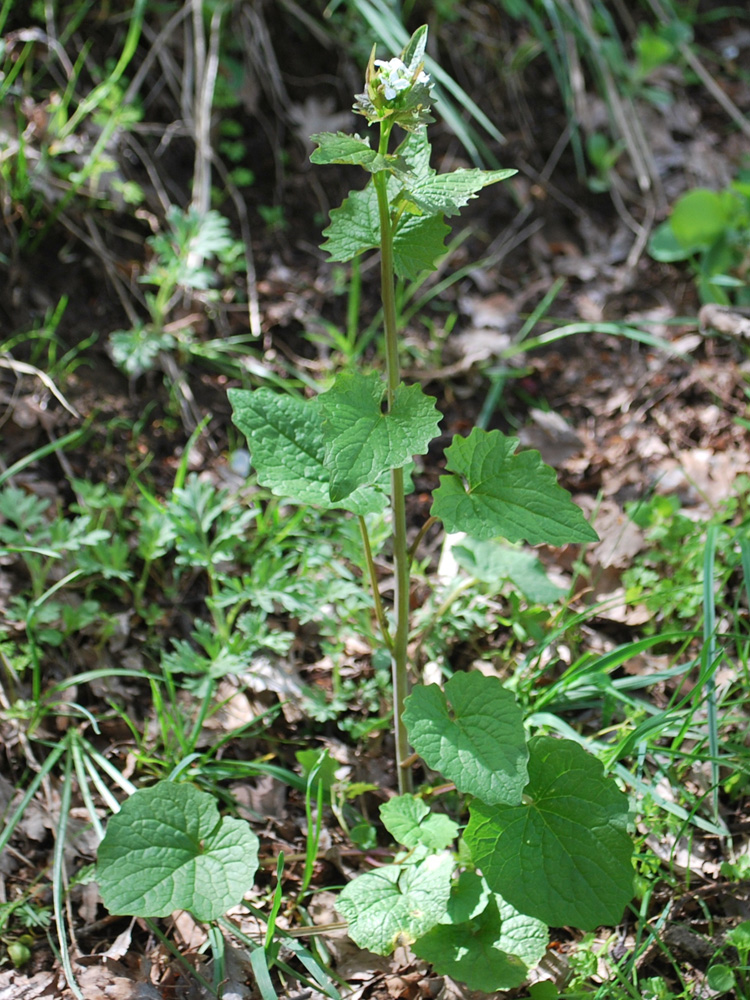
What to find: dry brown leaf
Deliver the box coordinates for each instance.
[518,409,584,466]
[0,970,60,999]
[589,501,645,569]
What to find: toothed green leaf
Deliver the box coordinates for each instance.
[228,387,388,515]
[432,428,598,545]
[319,372,440,500]
[464,735,634,930]
[309,132,407,175]
[408,167,516,217]
[320,180,450,278]
[97,782,259,921]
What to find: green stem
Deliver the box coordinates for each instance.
[408,515,438,565]
[358,516,393,650]
[374,122,413,795]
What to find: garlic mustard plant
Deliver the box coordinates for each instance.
[229,25,633,986]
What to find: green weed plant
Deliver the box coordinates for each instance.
[649,171,750,305]
[95,27,635,993]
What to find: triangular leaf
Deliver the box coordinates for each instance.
[320,184,380,264]
[409,167,516,218]
[338,853,453,955]
[309,132,407,175]
[464,735,633,930]
[431,428,598,545]
[96,782,259,922]
[321,180,449,278]
[403,672,528,805]
[319,372,441,500]
[392,211,450,279]
[380,794,459,851]
[228,387,387,515]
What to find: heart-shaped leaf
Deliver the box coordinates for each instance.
[97,782,259,922]
[403,672,528,805]
[338,854,453,955]
[464,735,633,929]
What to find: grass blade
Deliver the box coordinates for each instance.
[702,523,721,825]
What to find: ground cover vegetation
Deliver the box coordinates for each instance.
[0,1,749,998]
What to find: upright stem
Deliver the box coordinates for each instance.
[374,123,413,795]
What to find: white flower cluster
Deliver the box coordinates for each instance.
[374,57,430,101]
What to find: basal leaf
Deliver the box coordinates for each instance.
[413,878,547,992]
[380,794,459,851]
[96,782,259,922]
[409,167,516,218]
[464,735,634,930]
[338,853,453,955]
[228,387,387,515]
[403,672,528,805]
[319,372,441,500]
[309,132,406,175]
[431,427,598,545]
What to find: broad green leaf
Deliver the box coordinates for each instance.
[319,372,441,500]
[380,794,459,851]
[96,782,259,922]
[228,387,387,515]
[431,428,598,545]
[320,184,379,263]
[392,212,450,279]
[309,132,406,175]
[338,853,453,955]
[464,735,633,930]
[414,880,547,992]
[648,221,692,262]
[320,179,450,278]
[409,167,516,218]
[669,188,730,249]
[403,672,528,805]
[452,537,566,604]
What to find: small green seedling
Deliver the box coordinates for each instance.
[649,173,750,305]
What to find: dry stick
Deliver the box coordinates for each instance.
[570,0,662,205]
[0,357,80,418]
[122,2,190,109]
[192,2,225,224]
[211,155,263,341]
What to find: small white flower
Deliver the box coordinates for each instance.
[373,57,425,101]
